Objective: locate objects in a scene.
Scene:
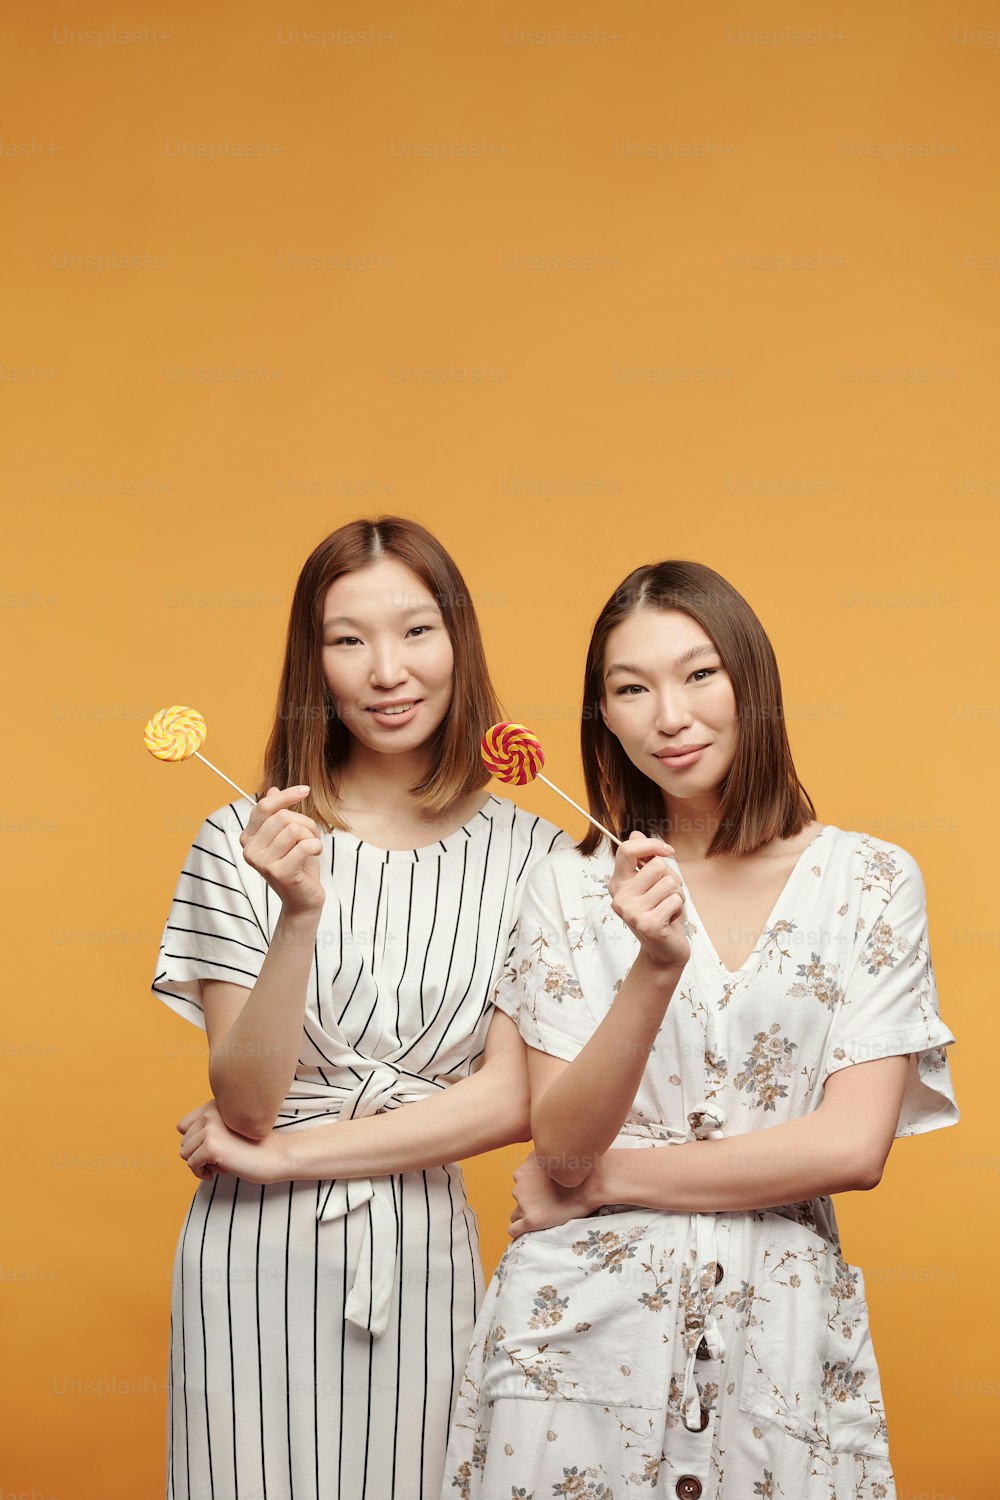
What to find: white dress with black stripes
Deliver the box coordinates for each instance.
[151,792,572,1500]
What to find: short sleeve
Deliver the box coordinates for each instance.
[820,847,958,1136]
[491,853,604,1062]
[495,824,577,971]
[151,803,271,1030]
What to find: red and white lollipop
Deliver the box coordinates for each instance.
[480,721,622,847]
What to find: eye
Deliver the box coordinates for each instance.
[327,635,361,647]
[407,624,433,637]
[691,667,718,683]
[614,684,647,696]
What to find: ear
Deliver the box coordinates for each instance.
[598,694,609,730]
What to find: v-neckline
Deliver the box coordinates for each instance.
[672,826,831,978]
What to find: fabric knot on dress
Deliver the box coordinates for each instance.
[306,1063,447,1339]
[687,1102,727,1140]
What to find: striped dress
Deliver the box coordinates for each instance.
[150,791,572,1500]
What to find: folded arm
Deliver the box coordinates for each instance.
[510,1052,910,1233]
[178,1009,532,1183]
[528,952,683,1187]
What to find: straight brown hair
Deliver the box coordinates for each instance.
[257,517,503,833]
[578,560,816,858]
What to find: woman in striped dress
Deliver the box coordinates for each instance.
[151,516,571,1500]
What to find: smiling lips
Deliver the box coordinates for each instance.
[367,700,418,714]
[656,738,710,762]
[656,743,709,761]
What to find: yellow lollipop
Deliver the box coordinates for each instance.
[143,704,256,801]
[144,705,207,762]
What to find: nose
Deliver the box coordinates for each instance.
[369,641,408,690]
[653,688,694,736]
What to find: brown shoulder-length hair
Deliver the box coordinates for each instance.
[578,559,816,858]
[257,516,503,833]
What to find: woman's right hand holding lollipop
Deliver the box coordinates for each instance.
[526,830,688,1190]
[609,832,690,976]
[240,787,326,917]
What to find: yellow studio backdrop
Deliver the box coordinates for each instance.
[2,1,997,1495]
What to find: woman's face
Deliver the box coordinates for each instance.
[599,607,738,801]
[321,557,455,758]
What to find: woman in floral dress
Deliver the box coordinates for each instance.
[440,559,958,1500]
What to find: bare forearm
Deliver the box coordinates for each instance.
[586,1108,872,1214]
[533,953,682,1187]
[209,910,320,1136]
[277,1061,531,1180]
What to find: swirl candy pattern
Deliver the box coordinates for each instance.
[144,705,208,762]
[480,721,545,786]
[143,704,254,804]
[480,720,623,849]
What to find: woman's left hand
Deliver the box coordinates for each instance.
[176,1100,286,1185]
[509,1151,594,1238]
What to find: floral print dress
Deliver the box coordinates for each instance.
[440,826,959,1500]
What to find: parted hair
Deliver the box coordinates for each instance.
[578,559,817,858]
[258,516,503,833]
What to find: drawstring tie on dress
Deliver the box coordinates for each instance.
[607,1102,728,1430]
[678,1102,728,1432]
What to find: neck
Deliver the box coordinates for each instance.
[660,790,726,862]
[336,739,434,817]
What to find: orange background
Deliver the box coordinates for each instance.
[3,1,997,1494]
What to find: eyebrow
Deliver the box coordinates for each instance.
[323,602,441,629]
[605,643,718,678]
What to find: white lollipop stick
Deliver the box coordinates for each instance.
[190,750,257,804]
[534,773,622,848]
[144,705,258,804]
[481,721,625,850]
